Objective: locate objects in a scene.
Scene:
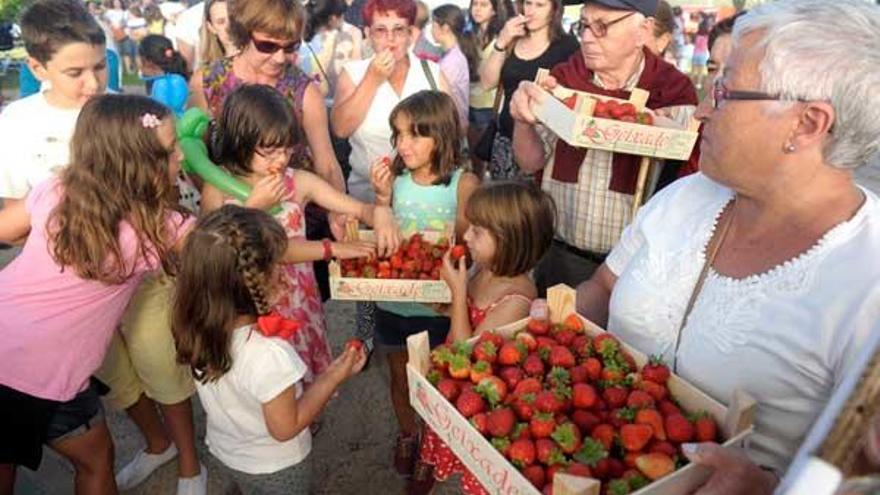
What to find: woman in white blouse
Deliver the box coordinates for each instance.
[574,1,880,493]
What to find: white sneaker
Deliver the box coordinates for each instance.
[177,464,208,495]
[115,444,179,490]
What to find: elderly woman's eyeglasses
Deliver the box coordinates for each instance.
[371,26,410,39]
[712,78,805,109]
[251,37,300,54]
[572,12,636,39]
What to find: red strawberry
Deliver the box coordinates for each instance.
[530,413,557,439]
[527,318,551,335]
[658,400,681,417]
[513,394,536,421]
[665,413,695,443]
[491,437,511,456]
[571,335,592,359]
[635,409,666,441]
[436,378,459,402]
[572,383,598,409]
[478,330,505,349]
[548,346,576,368]
[624,451,641,468]
[473,341,497,364]
[450,244,467,261]
[608,458,626,479]
[563,313,585,333]
[523,353,545,377]
[508,439,536,467]
[603,386,629,409]
[470,412,488,434]
[591,423,616,450]
[497,342,526,366]
[534,390,564,414]
[592,458,613,480]
[516,331,538,352]
[345,338,363,352]
[551,422,582,454]
[448,355,471,380]
[648,440,677,457]
[626,390,655,410]
[642,356,671,385]
[569,364,590,384]
[456,389,485,418]
[635,453,675,480]
[583,357,602,381]
[476,376,508,405]
[535,438,563,465]
[566,462,592,478]
[470,360,492,383]
[521,464,545,489]
[640,380,669,402]
[592,333,620,356]
[513,377,543,397]
[609,407,636,428]
[486,407,516,438]
[512,422,532,440]
[571,409,601,435]
[694,413,718,442]
[553,328,576,346]
[545,464,565,485]
[620,423,653,451]
[498,366,524,389]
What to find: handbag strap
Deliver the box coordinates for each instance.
[420,59,438,91]
[672,197,736,373]
[305,40,330,87]
[489,81,503,115]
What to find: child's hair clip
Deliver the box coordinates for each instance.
[141,113,162,129]
[164,48,173,58]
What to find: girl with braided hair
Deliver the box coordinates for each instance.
[173,205,366,494]
[203,83,400,386]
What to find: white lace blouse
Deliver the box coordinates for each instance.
[605,173,880,472]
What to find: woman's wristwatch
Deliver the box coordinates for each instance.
[493,40,507,52]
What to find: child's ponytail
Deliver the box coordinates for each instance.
[139,34,191,79]
[433,4,480,82]
[173,205,287,383]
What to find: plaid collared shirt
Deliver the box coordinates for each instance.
[538,59,695,254]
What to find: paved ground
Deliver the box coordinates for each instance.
[7,165,880,495]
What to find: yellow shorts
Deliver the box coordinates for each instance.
[95,274,195,410]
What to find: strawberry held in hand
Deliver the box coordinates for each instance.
[345,338,363,352]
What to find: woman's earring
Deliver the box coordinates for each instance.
[784,143,796,153]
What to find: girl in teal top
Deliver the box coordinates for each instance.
[369,90,480,476]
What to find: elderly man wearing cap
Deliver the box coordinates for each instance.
[509,0,697,293]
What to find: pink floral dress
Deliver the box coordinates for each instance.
[227,169,332,384]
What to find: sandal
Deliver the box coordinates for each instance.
[394,433,419,476]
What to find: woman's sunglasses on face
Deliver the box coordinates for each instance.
[251,37,301,54]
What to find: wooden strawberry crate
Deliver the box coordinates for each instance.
[328,229,452,303]
[532,71,699,161]
[406,284,755,495]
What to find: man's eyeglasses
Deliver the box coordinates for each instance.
[371,25,410,39]
[572,11,636,39]
[251,37,300,55]
[712,78,805,110]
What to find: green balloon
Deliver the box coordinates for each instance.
[176,107,280,214]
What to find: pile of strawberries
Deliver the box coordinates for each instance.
[427,311,719,495]
[560,95,654,125]
[339,233,467,280]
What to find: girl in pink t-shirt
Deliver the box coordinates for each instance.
[0,94,192,492]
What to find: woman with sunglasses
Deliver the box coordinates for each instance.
[517,1,880,493]
[189,0,346,195]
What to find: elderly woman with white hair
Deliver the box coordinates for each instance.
[530,0,880,492]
